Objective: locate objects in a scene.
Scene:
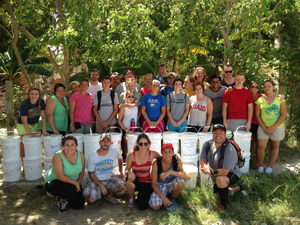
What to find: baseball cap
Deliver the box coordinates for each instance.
[161,143,174,151]
[100,133,111,141]
[212,124,226,133]
[125,70,134,76]
[167,72,177,78]
[111,72,119,78]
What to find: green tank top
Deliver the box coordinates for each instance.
[45,150,82,183]
[45,96,69,132]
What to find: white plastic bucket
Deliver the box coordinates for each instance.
[23,157,42,181]
[0,136,21,160]
[1,158,21,182]
[66,133,83,152]
[182,154,199,167]
[81,168,89,189]
[43,158,52,171]
[185,164,198,189]
[180,132,198,156]
[83,134,100,161]
[198,132,213,154]
[240,158,250,174]
[233,128,252,153]
[22,136,43,159]
[226,130,232,139]
[43,134,62,159]
[200,171,214,189]
[147,132,162,154]
[162,132,179,154]
[108,132,122,154]
[126,132,142,156]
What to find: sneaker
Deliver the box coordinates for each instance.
[128,198,134,208]
[103,196,119,205]
[166,197,178,213]
[265,167,273,174]
[216,204,225,212]
[258,166,264,173]
[58,200,68,214]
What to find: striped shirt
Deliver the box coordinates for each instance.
[132,150,151,183]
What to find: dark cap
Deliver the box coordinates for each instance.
[100,133,111,141]
[212,124,226,133]
[161,143,174,151]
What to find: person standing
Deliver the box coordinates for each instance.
[192,67,209,87]
[110,72,120,90]
[141,74,153,96]
[160,72,177,97]
[222,72,253,132]
[155,62,169,86]
[87,69,103,97]
[182,76,195,97]
[221,64,235,87]
[93,76,119,134]
[115,70,141,97]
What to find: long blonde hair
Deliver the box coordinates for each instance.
[28,87,41,110]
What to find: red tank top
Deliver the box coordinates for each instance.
[132,150,151,183]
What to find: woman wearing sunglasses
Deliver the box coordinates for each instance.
[125,133,161,210]
[118,90,139,160]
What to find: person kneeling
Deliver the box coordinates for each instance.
[149,143,190,212]
[83,133,125,205]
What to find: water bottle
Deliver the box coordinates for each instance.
[241,150,246,160]
[130,118,135,133]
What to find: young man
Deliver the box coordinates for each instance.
[87,69,103,97]
[155,62,169,86]
[83,133,124,205]
[222,72,253,132]
[115,70,141,97]
[221,64,235,87]
[166,77,190,132]
[200,124,242,211]
[111,72,120,90]
[204,74,227,125]
[160,72,177,97]
[149,143,190,212]
[93,76,119,134]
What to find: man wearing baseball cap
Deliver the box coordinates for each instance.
[149,143,190,212]
[110,72,120,90]
[200,124,241,211]
[160,72,177,97]
[115,70,141,97]
[83,133,125,205]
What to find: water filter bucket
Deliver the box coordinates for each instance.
[22,135,43,159]
[226,130,232,139]
[180,132,198,156]
[43,134,62,159]
[126,132,142,156]
[233,126,252,153]
[147,132,162,154]
[43,158,53,171]
[83,134,100,161]
[0,136,21,160]
[66,133,83,152]
[162,132,179,154]
[23,157,42,181]
[185,164,198,189]
[107,127,122,154]
[1,158,21,182]
[197,132,213,154]
[200,171,214,189]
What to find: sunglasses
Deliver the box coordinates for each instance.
[225,70,233,73]
[211,81,220,84]
[127,95,134,98]
[251,86,259,89]
[138,142,149,147]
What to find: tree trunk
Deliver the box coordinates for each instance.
[5,81,13,133]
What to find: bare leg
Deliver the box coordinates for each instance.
[152,204,162,211]
[170,182,185,198]
[107,187,124,198]
[125,180,135,199]
[256,139,269,167]
[267,140,281,168]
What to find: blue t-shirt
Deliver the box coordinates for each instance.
[160,86,174,97]
[140,93,166,121]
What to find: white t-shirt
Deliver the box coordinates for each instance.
[87,82,103,98]
[87,149,122,181]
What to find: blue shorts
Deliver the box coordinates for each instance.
[167,121,187,133]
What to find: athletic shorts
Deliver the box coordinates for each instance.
[257,125,285,141]
[213,172,239,193]
[167,121,187,133]
[16,123,38,135]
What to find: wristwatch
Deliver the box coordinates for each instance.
[213,169,218,175]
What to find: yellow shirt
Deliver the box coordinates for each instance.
[182,89,195,97]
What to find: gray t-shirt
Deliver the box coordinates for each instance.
[166,92,190,122]
[115,82,141,98]
[93,90,119,124]
[119,91,142,105]
[200,140,240,178]
[204,86,227,118]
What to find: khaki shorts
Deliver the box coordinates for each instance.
[95,123,116,134]
[257,125,285,141]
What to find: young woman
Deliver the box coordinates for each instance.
[255,80,286,174]
[69,79,93,134]
[65,81,80,99]
[125,133,160,210]
[118,90,139,160]
[192,67,209,87]
[45,136,85,214]
[182,76,195,97]
[141,74,153,96]
[188,82,213,132]
[140,80,166,133]
[17,88,49,158]
[45,83,69,136]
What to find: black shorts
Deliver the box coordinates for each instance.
[250,123,259,135]
[213,172,240,193]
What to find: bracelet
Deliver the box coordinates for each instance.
[272,126,275,131]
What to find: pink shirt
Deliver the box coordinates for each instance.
[252,93,262,124]
[142,86,152,96]
[69,92,93,125]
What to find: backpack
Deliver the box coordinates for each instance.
[206,138,245,168]
[96,90,115,111]
[157,155,178,177]
[162,86,168,96]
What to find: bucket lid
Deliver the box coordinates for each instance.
[184,165,198,173]
[23,157,42,164]
[198,132,212,137]
[226,130,232,134]
[126,132,142,138]
[163,131,179,137]
[233,131,252,136]
[1,157,21,163]
[44,134,62,139]
[0,135,20,140]
[181,132,198,136]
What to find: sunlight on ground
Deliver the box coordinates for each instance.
[15,198,24,207]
